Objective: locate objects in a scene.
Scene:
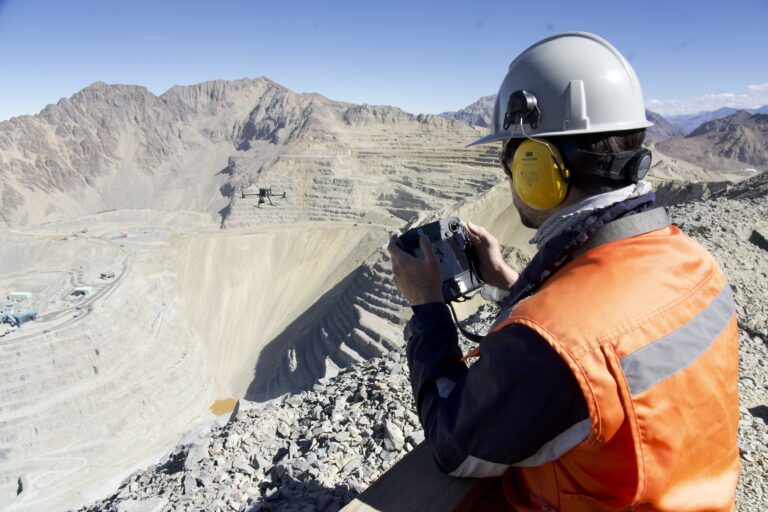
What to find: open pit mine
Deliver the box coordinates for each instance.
[0,79,765,511]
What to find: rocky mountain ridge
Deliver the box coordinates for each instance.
[441,95,766,178]
[644,109,686,141]
[440,95,495,128]
[668,105,768,134]
[0,78,497,228]
[658,111,768,171]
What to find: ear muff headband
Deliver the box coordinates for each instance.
[509,139,570,210]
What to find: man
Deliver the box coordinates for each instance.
[388,32,739,511]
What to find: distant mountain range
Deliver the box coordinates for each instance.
[441,95,687,142]
[658,111,768,170]
[645,110,686,141]
[441,95,768,171]
[668,105,768,134]
[441,95,768,141]
[440,95,495,128]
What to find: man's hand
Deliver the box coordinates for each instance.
[387,232,444,306]
[465,221,519,290]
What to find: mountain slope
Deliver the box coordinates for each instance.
[440,95,495,128]
[0,79,498,228]
[645,110,685,141]
[658,111,768,171]
[0,79,288,226]
[668,105,768,134]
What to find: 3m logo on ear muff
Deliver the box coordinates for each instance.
[510,139,570,210]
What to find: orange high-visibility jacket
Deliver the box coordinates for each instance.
[488,224,739,511]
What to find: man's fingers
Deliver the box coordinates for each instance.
[387,235,408,260]
[467,221,499,248]
[466,221,489,240]
[386,235,399,254]
[466,230,482,245]
[388,234,422,266]
[418,232,437,263]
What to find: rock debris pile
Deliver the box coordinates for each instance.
[81,175,766,512]
[79,348,426,512]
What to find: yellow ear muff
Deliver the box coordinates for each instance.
[511,139,570,210]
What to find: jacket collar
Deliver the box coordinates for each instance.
[531,181,653,250]
[500,190,657,311]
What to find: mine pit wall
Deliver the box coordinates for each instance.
[0,236,217,512]
[239,183,535,401]
[244,248,409,401]
[173,224,390,400]
[180,182,535,404]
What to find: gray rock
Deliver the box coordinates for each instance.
[184,443,208,471]
[235,463,255,476]
[251,454,270,471]
[276,421,290,438]
[226,433,241,450]
[183,474,196,495]
[197,470,213,487]
[210,440,224,456]
[408,429,425,445]
[342,456,362,474]
[214,455,231,470]
[116,498,169,512]
[383,420,405,451]
[292,458,309,473]
[273,462,288,480]
[333,431,350,443]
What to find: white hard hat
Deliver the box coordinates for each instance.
[471,32,652,146]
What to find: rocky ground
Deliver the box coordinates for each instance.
[79,177,767,512]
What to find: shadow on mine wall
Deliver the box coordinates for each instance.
[245,266,370,402]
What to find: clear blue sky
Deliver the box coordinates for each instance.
[1,0,767,121]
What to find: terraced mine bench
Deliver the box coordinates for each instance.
[342,443,505,511]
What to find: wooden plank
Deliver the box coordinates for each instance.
[342,442,501,512]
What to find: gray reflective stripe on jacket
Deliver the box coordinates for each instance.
[621,284,736,396]
[449,419,592,477]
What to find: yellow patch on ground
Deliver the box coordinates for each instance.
[210,398,237,416]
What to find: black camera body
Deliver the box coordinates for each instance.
[397,216,483,303]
